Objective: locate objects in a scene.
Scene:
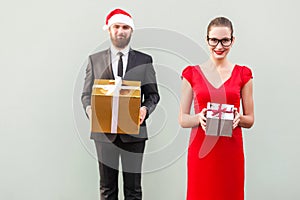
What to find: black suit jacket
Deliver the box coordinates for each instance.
[81,48,160,143]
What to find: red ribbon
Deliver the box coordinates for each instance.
[207,103,233,119]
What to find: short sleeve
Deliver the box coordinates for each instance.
[241,66,253,87]
[181,66,194,86]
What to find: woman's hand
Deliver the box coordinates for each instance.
[233,108,241,129]
[198,108,207,131]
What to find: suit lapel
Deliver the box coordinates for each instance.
[103,49,115,79]
[125,49,136,75]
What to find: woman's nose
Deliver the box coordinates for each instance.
[216,41,223,48]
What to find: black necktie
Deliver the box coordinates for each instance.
[117,52,124,77]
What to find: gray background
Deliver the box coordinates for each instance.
[1,0,300,199]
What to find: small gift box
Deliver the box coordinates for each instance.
[206,102,234,137]
[91,77,141,134]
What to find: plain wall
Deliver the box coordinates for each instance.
[1,0,300,199]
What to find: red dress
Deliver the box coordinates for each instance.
[182,65,252,200]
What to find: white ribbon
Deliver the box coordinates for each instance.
[110,76,122,133]
[93,85,140,92]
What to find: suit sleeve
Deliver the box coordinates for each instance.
[81,56,94,116]
[141,56,160,119]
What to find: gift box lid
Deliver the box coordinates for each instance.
[206,102,234,120]
[92,79,141,97]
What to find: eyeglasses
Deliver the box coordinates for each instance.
[207,36,233,47]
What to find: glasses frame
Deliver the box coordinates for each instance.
[206,36,233,47]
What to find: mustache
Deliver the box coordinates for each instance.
[116,34,126,38]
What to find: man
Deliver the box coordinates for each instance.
[81,8,160,200]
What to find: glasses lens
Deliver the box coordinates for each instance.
[221,38,232,47]
[208,38,218,46]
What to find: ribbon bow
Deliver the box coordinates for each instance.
[208,103,233,119]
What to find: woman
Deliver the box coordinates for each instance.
[179,17,254,200]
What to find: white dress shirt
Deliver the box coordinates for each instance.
[110,45,130,79]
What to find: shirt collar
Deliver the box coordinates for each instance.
[110,45,130,57]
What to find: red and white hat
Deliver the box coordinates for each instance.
[103,8,135,30]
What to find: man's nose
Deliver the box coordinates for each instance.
[117,27,125,33]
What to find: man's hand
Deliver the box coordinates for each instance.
[139,106,148,125]
[86,105,92,120]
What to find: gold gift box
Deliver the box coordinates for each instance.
[91,79,141,134]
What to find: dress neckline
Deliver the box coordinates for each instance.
[196,65,237,89]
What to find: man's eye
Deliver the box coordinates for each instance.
[113,25,120,29]
[122,25,130,30]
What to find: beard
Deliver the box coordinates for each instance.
[110,33,132,49]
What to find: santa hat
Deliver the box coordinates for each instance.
[103,8,135,30]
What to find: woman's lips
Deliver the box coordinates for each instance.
[214,51,224,55]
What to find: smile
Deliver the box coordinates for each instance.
[214,51,224,55]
